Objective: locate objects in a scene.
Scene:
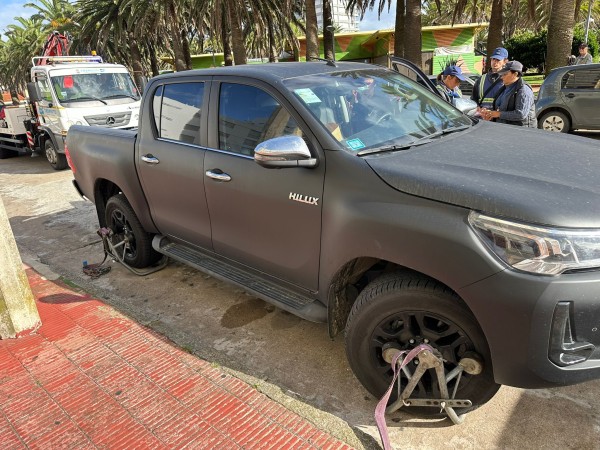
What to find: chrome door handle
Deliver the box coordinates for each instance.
[565,93,576,98]
[205,170,232,182]
[141,154,160,164]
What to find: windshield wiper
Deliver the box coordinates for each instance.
[357,124,471,156]
[102,94,139,101]
[61,96,108,105]
[427,124,471,139]
[357,137,434,155]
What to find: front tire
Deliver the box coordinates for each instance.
[45,140,67,170]
[538,110,570,133]
[105,194,160,268]
[345,272,499,416]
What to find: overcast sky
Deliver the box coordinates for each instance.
[0,2,397,38]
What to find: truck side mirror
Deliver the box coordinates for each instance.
[27,82,42,103]
[254,136,318,168]
[452,97,478,115]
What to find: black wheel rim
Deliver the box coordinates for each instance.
[109,208,137,260]
[369,310,476,399]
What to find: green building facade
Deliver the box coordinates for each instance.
[184,23,488,75]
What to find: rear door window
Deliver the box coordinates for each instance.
[153,82,204,145]
[562,69,600,90]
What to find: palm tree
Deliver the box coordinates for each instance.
[323,0,334,59]
[394,0,405,58]
[546,0,576,74]
[404,0,422,65]
[0,17,45,101]
[25,0,77,34]
[75,0,147,90]
[345,0,404,58]
[305,0,320,60]
[487,0,503,70]
[229,6,247,65]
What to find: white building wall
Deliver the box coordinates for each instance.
[315,0,359,32]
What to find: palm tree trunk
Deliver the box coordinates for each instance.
[148,42,160,77]
[404,0,422,66]
[182,29,192,70]
[167,0,188,71]
[10,88,20,105]
[486,0,503,72]
[323,0,334,60]
[229,6,247,65]
[305,0,319,60]
[267,17,278,62]
[128,33,146,94]
[394,0,405,58]
[546,0,575,75]
[221,5,233,66]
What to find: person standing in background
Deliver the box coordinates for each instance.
[435,65,466,102]
[480,61,537,128]
[575,43,593,65]
[471,47,509,110]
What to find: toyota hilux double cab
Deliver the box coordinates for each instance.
[66,61,600,417]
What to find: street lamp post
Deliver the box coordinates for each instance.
[584,0,595,44]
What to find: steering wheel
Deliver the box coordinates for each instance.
[376,113,393,125]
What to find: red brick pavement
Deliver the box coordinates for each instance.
[0,267,355,449]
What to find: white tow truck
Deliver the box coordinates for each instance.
[0,55,141,169]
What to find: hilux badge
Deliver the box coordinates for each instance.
[289,192,319,206]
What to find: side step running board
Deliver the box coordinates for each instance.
[152,236,327,323]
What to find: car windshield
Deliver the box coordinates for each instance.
[284,68,472,154]
[50,72,140,105]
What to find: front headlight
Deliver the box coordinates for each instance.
[469,211,600,275]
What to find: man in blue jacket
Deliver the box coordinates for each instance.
[480,61,537,128]
[471,47,509,110]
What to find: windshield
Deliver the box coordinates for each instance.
[284,68,472,154]
[50,72,140,105]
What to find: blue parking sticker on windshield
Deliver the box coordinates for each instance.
[346,138,366,151]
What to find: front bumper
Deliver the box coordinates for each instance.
[459,269,600,389]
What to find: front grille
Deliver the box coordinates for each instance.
[84,112,131,128]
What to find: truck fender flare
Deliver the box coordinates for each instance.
[37,127,64,154]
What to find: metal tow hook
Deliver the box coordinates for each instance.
[382,347,482,425]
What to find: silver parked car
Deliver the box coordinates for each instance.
[536,63,600,133]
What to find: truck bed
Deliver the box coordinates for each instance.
[68,125,138,203]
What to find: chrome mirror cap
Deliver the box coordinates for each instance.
[254,136,317,168]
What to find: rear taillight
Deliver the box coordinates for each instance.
[64,144,75,173]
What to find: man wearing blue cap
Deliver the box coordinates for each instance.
[435,65,467,103]
[471,47,509,109]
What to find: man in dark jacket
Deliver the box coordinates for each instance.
[471,47,508,109]
[480,61,537,128]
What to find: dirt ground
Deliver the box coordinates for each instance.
[2,153,600,449]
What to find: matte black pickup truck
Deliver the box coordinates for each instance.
[67,61,600,417]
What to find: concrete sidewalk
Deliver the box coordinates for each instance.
[0,266,356,449]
